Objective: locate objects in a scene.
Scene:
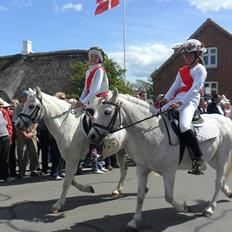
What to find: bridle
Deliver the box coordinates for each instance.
[18,104,43,127]
[93,101,122,139]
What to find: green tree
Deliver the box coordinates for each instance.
[69,57,135,98]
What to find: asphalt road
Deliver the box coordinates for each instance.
[0,165,232,232]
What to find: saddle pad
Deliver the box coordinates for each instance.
[194,120,219,142]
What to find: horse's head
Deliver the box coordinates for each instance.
[88,88,122,144]
[15,87,43,130]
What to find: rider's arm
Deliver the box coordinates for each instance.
[164,73,182,101]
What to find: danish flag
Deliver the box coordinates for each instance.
[95,0,119,15]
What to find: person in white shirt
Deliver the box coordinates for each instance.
[159,39,207,175]
[79,47,109,108]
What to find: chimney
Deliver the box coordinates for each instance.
[21,40,33,55]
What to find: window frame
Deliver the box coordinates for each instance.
[203,47,218,68]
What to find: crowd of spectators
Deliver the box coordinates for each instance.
[0,90,118,184]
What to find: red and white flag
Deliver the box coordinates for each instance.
[95,0,119,15]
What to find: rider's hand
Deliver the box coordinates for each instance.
[159,98,168,108]
[169,101,183,110]
[71,100,86,109]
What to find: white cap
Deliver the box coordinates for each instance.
[182,39,206,53]
[0,98,11,107]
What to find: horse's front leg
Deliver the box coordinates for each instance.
[163,171,190,212]
[112,149,128,196]
[51,159,80,213]
[127,165,149,229]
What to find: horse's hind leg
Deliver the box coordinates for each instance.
[163,171,190,212]
[204,159,228,216]
[127,165,149,229]
[112,149,128,196]
[222,154,232,198]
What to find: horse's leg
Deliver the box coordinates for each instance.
[112,149,128,196]
[163,171,190,212]
[204,159,228,216]
[222,154,232,198]
[51,159,77,212]
[127,165,149,229]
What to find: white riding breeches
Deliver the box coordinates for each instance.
[177,102,196,133]
[162,101,197,133]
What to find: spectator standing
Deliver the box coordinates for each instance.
[49,92,66,180]
[0,98,15,182]
[13,90,39,178]
[207,94,225,115]
[197,97,208,114]
[8,99,19,177]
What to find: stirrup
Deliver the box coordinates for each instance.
[188,160,207,175]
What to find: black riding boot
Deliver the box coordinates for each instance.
[182,129,207,175]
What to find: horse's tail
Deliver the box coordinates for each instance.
[225,152,232,181]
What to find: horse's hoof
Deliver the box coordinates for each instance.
[186,206,192,213]
[89,186,95,193]
[112,189,121,197]
[145,187,149,193]
[51,208,59,214]
[203,210,213,217]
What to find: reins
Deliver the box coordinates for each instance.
[111,108,170,133]
[93,100,171,135]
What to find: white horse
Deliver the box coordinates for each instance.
[14,88,129,212]
[88,89,232,229]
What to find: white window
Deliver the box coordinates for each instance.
[203,47,217,68]
[204,81,218,96]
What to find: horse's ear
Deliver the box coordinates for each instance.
[111,88,119,102]
[35,87,42,101]
[28,88,34,93]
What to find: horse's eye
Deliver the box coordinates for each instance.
[105,110,111,115]
[29,104,35,109]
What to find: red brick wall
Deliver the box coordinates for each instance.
[152,22,232,100]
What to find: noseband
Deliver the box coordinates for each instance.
[93,101,122,138]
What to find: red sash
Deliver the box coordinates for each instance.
[86,66,108,97]
[174,66,193,97]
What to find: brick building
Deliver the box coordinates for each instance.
[151,18,232,100]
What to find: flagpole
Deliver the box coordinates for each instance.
[122,0,126,81]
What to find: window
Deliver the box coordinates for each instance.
[204,81,218,96]
[203,47,218,68]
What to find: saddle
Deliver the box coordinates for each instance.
[164,110,204,164]
[81,109,94,137]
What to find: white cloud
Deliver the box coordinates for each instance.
[188,0,232,12]
[12,0,32,8]
[109,43,172,82]
[54,3,82,13]
[0,6,8,12]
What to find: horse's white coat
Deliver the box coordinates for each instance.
[15,88,129,211]
[89,89,232,229]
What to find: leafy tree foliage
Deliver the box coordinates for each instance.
[69,57,135,98]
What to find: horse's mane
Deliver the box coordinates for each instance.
[118,93,152,110]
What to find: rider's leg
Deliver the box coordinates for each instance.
[182,129,206,174]
[179,106,206,175]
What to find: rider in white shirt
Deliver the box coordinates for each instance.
[159,39,207,175]
[79,47,109,108]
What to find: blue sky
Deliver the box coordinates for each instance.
[1,0,232,83]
